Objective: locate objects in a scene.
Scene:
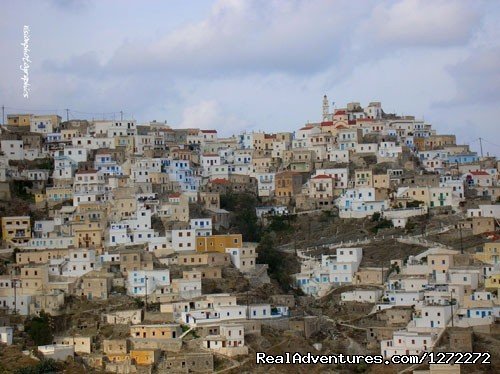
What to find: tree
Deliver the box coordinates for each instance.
[25,311,53,346]
[257,233,293,291]
[221,192,261,241]
[16,359,61,374]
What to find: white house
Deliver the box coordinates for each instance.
[413,304,453,329]
[127,269,170,296]
[336,188,387,218]
[248,304,272,319]
[381,330,436,358]
[1,140,24,160]
[0,326,14,345]
[341,289,382,303]
[38,344,74,361]
[190,218,212,237]
[172,229,196,252]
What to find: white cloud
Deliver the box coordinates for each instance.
[108,0,361,75]
[363,0,480,47]
[179,99,250,135]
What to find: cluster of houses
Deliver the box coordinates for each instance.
[328,244,500,359]
[0,98,498,369]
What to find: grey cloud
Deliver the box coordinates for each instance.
[362,0,481,48]
[48,0,92,11]
[436,46,500,107]
[106,0,361,76]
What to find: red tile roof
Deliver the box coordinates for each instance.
[470,171,489,176]
[76,169,98,174]
[201,129,217,133]
[211,178,229,184]
[334,110,346,115]
[312,174,332,179]
[321,121,334,127]
[299,125,314,131]
[335,123,349,129]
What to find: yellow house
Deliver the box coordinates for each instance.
[130,324,182,339]
[103,339,129,355]
[16,248,68,266]
[177,251,231,267]
[130,349,160,366]
[1,216,31,245]
[72,220,103,249]
[7,114,32,126]
[19,264,49,294]
[373,173,390,189]
[61,128,81,140]
[34,192,46,204]
[427,248,458,277]
[399,187,431,206]
[475,242,500,265]
[46,186,73,204]
[485,274,500,292]
[355,169,373,188]
[196,234,242,253]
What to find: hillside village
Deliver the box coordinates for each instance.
[0,97,499,373]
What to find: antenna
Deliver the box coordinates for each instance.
[479,137,484,158]
[65,109,69,122]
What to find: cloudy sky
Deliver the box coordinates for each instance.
[1,0,499,155]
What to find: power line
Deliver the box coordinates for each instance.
[480,138,500,149]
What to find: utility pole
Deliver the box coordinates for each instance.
[144,276,148,313]
[13,278,18,314]
[1,105,4,125]
[120,111,123,121]
[246,290,249,319]
[65,109,69,122]
[459,223,464,254]
[450,290,454,327]
[381,262,384,285]
[479,137,484,158]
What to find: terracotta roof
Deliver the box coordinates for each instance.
[201,129,217,133]
[321,121,334,127]
[470,171,489,176]
[169,193,181,198]
[299,125,314,131]
[76,169,98,174]
[211,178,230,184]
[312,174,332,179]
[95,148,112,154]
[334,110,346,115]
